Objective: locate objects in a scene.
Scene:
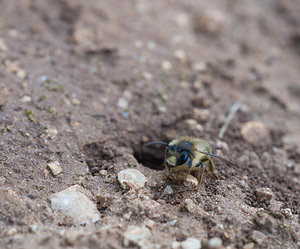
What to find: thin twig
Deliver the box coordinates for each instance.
[218,101,241,140]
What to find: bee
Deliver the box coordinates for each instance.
[144,136,234,184]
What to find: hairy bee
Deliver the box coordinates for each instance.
[144,136,234,184]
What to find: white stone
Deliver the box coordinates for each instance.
[142,72,153,80]
[184,199,196,212]
[174,49,187,64]
[71,98,81,105]
[48,185,100,225]
[47,161,63,176]
[181,237,201,249]
[172,241,181,249]
[161,60,172,71]
[208,237,222,248]
[123,225,151,247]
[117,98,128,109]
[45,128,58,139]
[193,62,207,73]
[117,169,147,189]
[20,95,32,103]
[184,175,199,189]
[174,13,189,28]
[281,208,292,218]
[16,69,26,79]
[158,106,167,113]
[164,185,174,194]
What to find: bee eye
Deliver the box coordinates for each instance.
[181,152,188,162]
[177,151,188,165]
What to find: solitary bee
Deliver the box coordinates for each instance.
[144,136,234,184]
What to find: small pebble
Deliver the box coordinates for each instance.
[174,49,187,64]
[194,9,225,35]
[5,227,17,236]
[183,198,195,212]
[123,225,151,247]
[16,69,26,79]
[29,224,38,234]
[123,90,132,100]
[142,71,153,80]
[20,95,32,103]
[48,185,100,225]
[121,111,130,118]
[241,121,270,145]
[255,187,273,201]
[184,175,198,189]
[117,98,128,109]
[164,185,174,195]
[281,208,292,218]
[180,237,201,249]
[158,106,167,113]
[174,13,189,28]
[47,161,63,176]
[161,60,172,71]
[40,75,49,83]
[193,61,208,73]
[123,212,132,220]
[250,230,267,245]
[208,237,222,248]
[71,98,81,105]
[117,168,147,189]
[185,119,203,131]
[5,60,18,73]
[45,127,58,139]
[99,169,107,176]
[216,140,229,152]
[193,108,210,122]
[242,242,254,249]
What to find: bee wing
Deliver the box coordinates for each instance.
[196,150,236,166]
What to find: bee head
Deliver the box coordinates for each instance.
[165,145,191,167]
[143,140,195,167]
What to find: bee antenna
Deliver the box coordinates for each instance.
[143,141,169,147]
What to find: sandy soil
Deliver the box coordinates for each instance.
[0,0,300,248]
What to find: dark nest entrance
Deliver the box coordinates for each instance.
[133,144,165,170]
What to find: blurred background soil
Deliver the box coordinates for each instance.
[0,0,300,248]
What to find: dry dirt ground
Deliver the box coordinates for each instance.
[1,0,300,248]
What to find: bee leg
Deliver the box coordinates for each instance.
[209,160,218,180]
[195,162,205,184]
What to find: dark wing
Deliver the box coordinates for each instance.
[196,150,236,166]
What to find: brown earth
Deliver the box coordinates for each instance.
[0,0,300,248]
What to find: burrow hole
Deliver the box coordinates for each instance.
[133,143,165,170]
[83,139,166,175]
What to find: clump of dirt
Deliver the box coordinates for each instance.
[1,0,300,248]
